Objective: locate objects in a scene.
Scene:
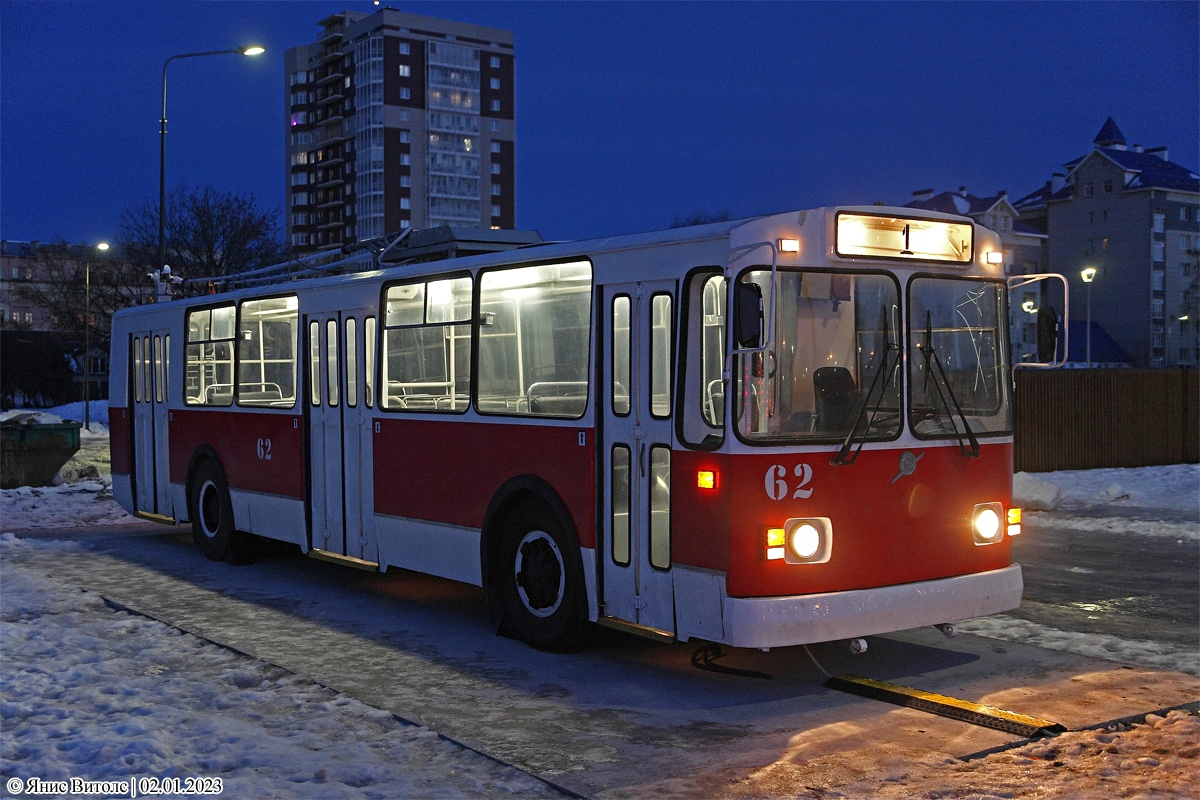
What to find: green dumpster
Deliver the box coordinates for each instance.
[1,417,82,489]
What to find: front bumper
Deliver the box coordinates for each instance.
[721,564,1023,649]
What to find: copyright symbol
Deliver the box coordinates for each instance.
[6,777,24,794]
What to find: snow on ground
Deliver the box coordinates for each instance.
[1,424,1197,797]
[0,535,562,799]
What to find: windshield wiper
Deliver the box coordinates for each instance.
[917,311,980,458]
[832,309,899,466]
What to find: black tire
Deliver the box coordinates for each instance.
[189,459,251,564]
[497,504,586,651]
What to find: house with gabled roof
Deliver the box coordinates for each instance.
[1014,118,1200,368]
[905,188,1050,364]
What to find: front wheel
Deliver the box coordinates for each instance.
[189,459,251,564]
[497,505,586,650]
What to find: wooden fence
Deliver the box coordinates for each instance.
[1013,368,1199,472]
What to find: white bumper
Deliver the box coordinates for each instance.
[721,564,1023,649]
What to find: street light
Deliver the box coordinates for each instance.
[1081,267,1097,368]
[84,242,110,432]
[158,45,265,272]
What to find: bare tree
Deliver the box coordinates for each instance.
[117,185,287,286]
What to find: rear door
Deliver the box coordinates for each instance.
[130,329,172,518]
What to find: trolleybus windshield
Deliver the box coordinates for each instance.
[907,277,1012,440]
[735,269,902,442]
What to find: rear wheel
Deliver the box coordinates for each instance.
[189,459,251,564]
[497,505,586,650]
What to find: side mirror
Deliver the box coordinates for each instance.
[1037,306,1059,362]
[734,281,764,348]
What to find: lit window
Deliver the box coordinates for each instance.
[490,77,500,90]
[490,56,500,68]
[398,65,410,78]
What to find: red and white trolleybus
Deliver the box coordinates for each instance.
[110,206,1061,651]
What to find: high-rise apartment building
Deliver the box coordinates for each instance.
[285,9,516,254]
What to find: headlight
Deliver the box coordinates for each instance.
[973,502,1004,545]
[785,517,832,564]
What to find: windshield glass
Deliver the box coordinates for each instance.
[736,269,901,442]
[907,277,1012,438]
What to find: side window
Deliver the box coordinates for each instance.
[326,319,339,407]
[650,294,673,418]
[364,317,376,408]
[611,445,631,566]
[185,305,235,406]
[678,271,726,448]
[611,296,631,416]
[133,336,144,403]
[345,317,358,407]
[237,296,298,407]
[153,336,164,402]
[309,321,321,406]
[382,276,472,412]
[477,261,592,417]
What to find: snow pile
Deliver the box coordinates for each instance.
[1013,472,1063,510]
[1017,464,1199,513]
[0,536,564,799]
[1,478,133,529]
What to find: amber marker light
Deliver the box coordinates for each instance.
[697,469,718,490]
[766,528,786,560]
[1007,507,1022,537]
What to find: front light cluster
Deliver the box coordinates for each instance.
[973,502,1022,545]
[765,517,832,564]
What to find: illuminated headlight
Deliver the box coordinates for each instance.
[784,517,832,564]
[972,502,1004,545]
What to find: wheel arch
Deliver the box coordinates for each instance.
[480,474,581,625]
[184,445,226,523]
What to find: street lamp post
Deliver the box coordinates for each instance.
[1081,267,1097,368]
[159,46,265,272]
[84,242,110,431]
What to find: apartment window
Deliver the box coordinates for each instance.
[399,42,410,55]
[398,65,411,78]
[490,142,501,154]
[489,120,500,132]
[400,154,411,166]
[490,99,500,112]
[490,56,500,68]
[492,204,501,217]
[1084,183,1094,197]
[399,131,411,144]
[400,198,410,210]
[489,77,500,90]
[1180,234,1190,250]
[1152,242,1165,262]
[1153,212,1165,233]
[1182,207,1193,222]
[399,87,411,100]
[1103,179,1113,193]
[1185,263,1194,278]
[491,164,501,175]
[491,184,501,196]
[400,175,411,188]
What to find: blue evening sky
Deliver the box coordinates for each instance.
[1,1,1197,246]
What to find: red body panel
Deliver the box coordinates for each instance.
[109,407,130,475]
[169,409,305,498]
[373,418,597,547]
[673,443,1014,598]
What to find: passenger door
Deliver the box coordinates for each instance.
[305,311,376,563]
[601,281,676,635]
[130,329,172,518]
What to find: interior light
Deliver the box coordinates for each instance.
[697,470,718,490]
[779,238,800,254]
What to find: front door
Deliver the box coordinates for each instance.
[305,311,376,561]
[601,281,676,634]
[130,329,171,518]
